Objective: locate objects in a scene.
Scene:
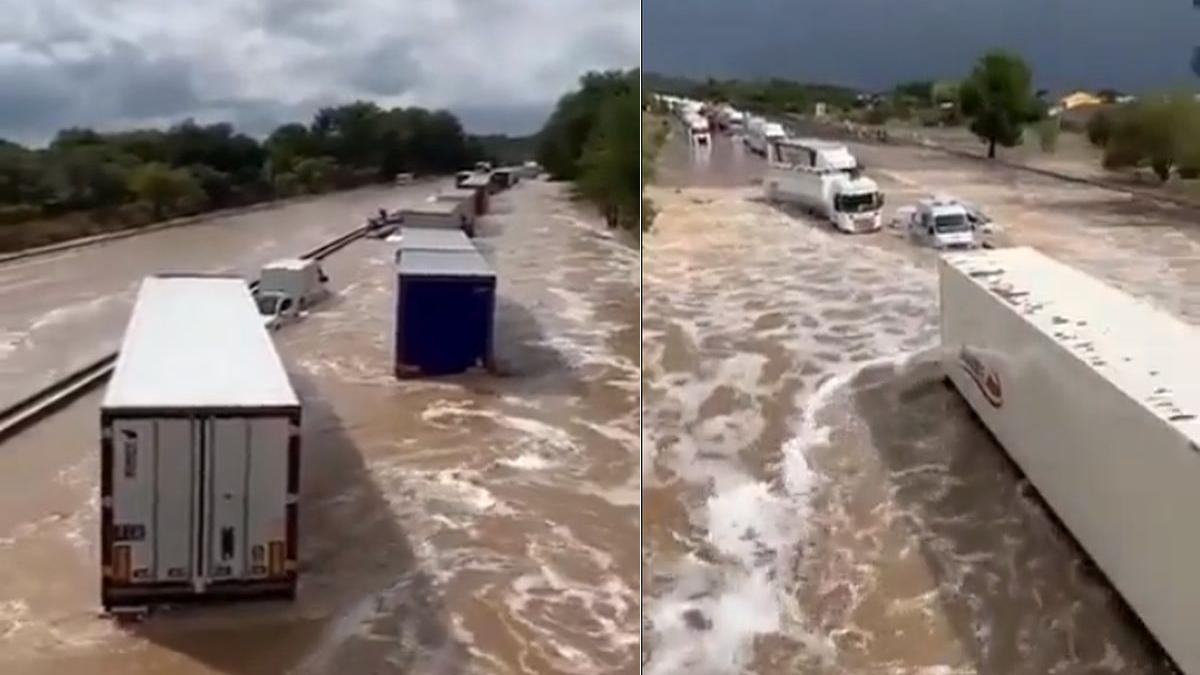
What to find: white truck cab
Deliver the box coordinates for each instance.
[905,195,981,249]
[686,113,711,146]
[254,258,330,330]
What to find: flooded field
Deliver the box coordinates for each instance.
[0,179,639,674]
[642,130,1194,673]
[0,183,425,411]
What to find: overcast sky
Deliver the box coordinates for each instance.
[0,0,639,146]
[645,0,1200,95]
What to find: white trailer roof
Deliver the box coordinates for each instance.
[104,275,299,410]
[402,201,461,216]
[943,247,1200,437]
[398,227,474,252]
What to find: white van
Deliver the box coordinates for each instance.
[254,258,331,330]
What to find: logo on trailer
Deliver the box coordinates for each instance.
[959,346,1003,408]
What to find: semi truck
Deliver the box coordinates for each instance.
[398,201,471,236]
[433,188,479,233]
[941,247,1200,675]
[764,138,883,233]
[101,275,301,612]
[685,113,711,146]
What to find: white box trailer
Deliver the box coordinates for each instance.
[940,247,1200,675]
[101,275,301,610]
[433,188,478,230]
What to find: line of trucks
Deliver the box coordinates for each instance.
[101,169,509,614]
[657,93,988,247]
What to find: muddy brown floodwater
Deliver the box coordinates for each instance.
[643,128,1193,674]
[0,182,429,411]
[0,179,639,674]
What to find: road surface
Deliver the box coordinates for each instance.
[0,179,639,674]
[643,126,1190,674]
[0,183,427,412]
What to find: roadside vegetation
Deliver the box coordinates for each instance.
[537,69,641,234]
[1087,94,1200,182]
[640,94,671,232]
[0,105,528,252]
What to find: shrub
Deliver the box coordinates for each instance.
[1037,119,1061,153]
[0,204,42,226]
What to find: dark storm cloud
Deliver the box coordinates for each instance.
[0,0,638,145]
[644,0,1200,93]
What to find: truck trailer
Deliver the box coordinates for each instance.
[398,201,470,236]
[745,120,786,155]
[764,139,883,233]
[941,247,1200,675]
[433,188,479,234]
[101,275,301,611]
[395,249,496,377]
[392,227,475,263]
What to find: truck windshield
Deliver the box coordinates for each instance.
[836,192,881,213]
[255,295,279,316]
[935,214,971,232]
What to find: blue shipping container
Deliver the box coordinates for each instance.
[395,249,496,376]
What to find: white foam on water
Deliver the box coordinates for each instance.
[498,452,554,471]
[29,293,120,332]
[0,331,23,360]
[643,185,943,673]
[500,524,637,675]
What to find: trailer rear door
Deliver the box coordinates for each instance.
[205,416,290,581]
[109,417,199,584]
[108,415,292,588]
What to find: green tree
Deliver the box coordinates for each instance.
[127,163,204,219]
[1086,108,1115,147]
[0,143,52,205]
[47,146,133,209]
[1102,95,1200,182]
[537,70,636,180]
[959,50,1040,158]
[1037,118,1061,154]
[293,156,338,193]
[576,88,639,230]
[265,123,318,176]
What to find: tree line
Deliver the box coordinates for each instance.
[536,69,640,232]
[0,103,505,237]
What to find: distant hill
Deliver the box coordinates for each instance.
[644,71,863,113]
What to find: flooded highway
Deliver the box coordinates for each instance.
[0,183,431,412]
[642,128,1193,673]
[0,179,639,674]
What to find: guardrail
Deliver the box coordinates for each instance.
[0,223,370,445]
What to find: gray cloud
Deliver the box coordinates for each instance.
[0,0,638,146]
[644,0,1200,95]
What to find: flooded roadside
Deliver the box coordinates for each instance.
[0,179,638,674]
[642,131,1179,673]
